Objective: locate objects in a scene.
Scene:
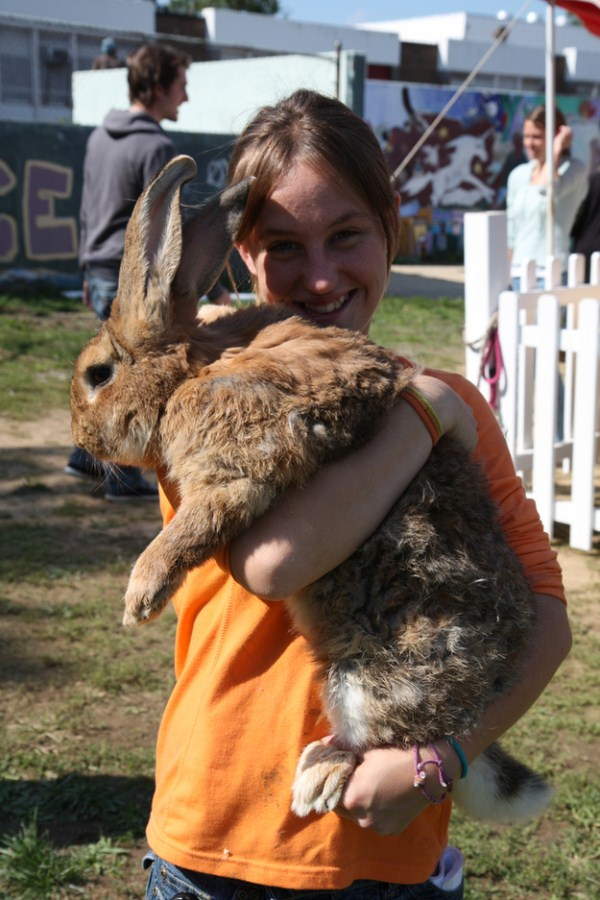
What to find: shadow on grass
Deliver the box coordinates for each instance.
[0,444,160,584]
[0,774,154,845]
[0,630,77,685]
[0,292,82,314]
[386,272,464,300]
[0,519,153,582]
[0,446,70,483]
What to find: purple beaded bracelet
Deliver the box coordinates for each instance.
[413,744,454,804]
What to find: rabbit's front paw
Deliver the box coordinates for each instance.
[291,740,357,817]
[122,553,174,626]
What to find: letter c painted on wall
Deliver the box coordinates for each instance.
[0,160,18,263]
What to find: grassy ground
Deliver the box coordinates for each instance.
[0,293,598,898]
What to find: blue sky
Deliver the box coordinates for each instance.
[284,1,549,27]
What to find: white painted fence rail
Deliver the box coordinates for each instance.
[464,211,600,551]
[498,289,600,550]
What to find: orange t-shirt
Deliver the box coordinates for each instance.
[146,369,564,889]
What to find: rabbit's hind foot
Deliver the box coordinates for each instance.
[291,740,357,817]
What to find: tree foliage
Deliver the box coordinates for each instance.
[164,0,280,14]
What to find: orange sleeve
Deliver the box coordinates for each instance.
[427,369,566,603]
[158,481,176,526]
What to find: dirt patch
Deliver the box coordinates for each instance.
[0,410,159,529]
[0,410,71,449]
[557,543,599,593]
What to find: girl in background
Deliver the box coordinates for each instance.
[507,104,586,290]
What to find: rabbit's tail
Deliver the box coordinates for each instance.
[452,742,553,824]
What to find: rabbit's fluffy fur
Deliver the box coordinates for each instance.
[71,156,552,824]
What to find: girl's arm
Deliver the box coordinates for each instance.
[536,128,585,202]
[337,372,570,833]
[229,375,477,598]
[506,167,518,252]
[554,157,587,203]
[338,591,571,835]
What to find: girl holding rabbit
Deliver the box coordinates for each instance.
[143,90,570,900]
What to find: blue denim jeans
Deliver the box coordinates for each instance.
[511,272,568,292]
[85,264,119,321]
[142,851,464,900]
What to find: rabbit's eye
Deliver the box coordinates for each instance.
[86,364,113,389]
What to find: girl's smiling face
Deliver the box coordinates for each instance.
[523,119,546,163]
[237,160,389,335]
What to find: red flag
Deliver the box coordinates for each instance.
[548,0,600,36]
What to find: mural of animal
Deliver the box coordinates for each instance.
[71,155,552,825]
[402,132,495,207]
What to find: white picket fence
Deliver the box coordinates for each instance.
[464,212,600,551]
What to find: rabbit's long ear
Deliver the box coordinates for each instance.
[115,155,197,335]
[171,178,254,320]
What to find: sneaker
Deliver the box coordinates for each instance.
[104,467,158,502]
[64,448,103,481]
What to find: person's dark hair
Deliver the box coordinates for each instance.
[229,90,399,268]
[101,37,116,57]
[127,43,190,106]
[525,104,566,134]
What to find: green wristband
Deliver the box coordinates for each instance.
[448,737,469,779]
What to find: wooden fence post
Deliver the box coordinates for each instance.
[532,295,560,538]
[567,253,585,287]
[571,299,600,550]
[590,252,600,285]
[498,290,519,456]
[464,211,508,386]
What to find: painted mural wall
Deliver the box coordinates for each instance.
[0,121,236,288]
[4,80,600,280]
[366,80,600,262]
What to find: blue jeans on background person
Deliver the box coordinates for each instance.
[142,851,464,900]
[510,271,568,293]
[511,275,545,292]
[85,263,119,320]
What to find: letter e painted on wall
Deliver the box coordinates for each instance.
[23,160,78,261]
[0,160,18,263]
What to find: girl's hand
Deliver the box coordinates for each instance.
[410,374,478,452]
[336,742,461,836]
[553,124,572,159]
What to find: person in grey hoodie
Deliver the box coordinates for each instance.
[79,42,189,320]
[68,43,200,498]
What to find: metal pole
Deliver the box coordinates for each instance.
[334,41,342,100]
[545,1,556,260]
[391,0,533,185]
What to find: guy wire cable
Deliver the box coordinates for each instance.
[391,0,535,188]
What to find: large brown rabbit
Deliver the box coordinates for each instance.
[71,155,552,826]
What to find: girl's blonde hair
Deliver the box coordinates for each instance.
[229,89,399,268]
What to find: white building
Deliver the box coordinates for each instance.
[0,0,157,122]
[201,7,398,69]
[360,11,600,95]
[3,5,600,126]
[0,1,401,125]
